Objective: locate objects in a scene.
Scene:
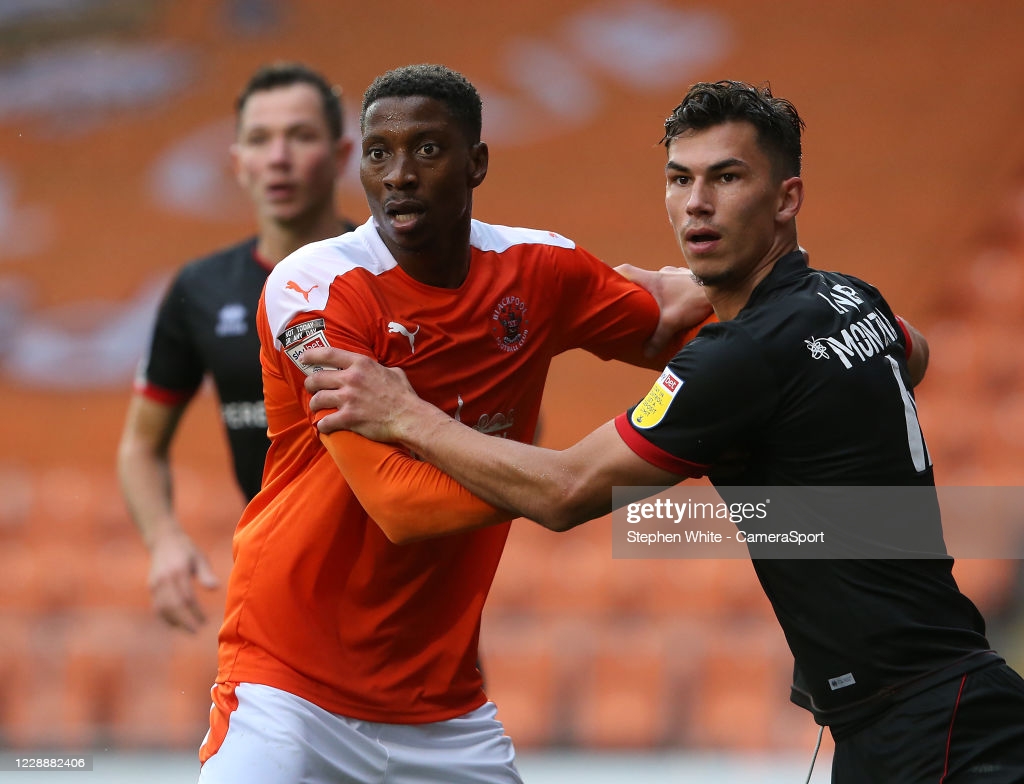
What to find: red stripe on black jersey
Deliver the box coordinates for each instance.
[614,412,709,478]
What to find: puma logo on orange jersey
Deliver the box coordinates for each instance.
[286,280,319,302]
[387,321,420,353]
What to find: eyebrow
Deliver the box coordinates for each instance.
[361,126,447,146]
[242,119,321,134]
[665,157,748,174]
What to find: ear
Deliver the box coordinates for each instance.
[334,136,354,175]
[777,175,803,223]
[468,141,488,189]
[229,142,245,187]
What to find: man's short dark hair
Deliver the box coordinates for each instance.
[662,80,804,178]
[236,62,343,140]
[360,64,482,144]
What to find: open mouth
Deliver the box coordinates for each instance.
[684,228,721,251]
[384,201,425,230]
[685,227,720,242]
[390,212,421,227]
[266,184,296,200]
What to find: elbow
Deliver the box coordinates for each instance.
[911,340,929,388]
[359,492,421,545]
[533,476,605,533]
[537,515,585,534]
[539,498,588,533]
[360,488,501,545]
[115,440,130,473]
[377,519,421,545]
[533,512,574,533]
[115,435,146,478]
[117,432,165,466]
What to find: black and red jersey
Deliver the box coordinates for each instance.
[617,250,993,731]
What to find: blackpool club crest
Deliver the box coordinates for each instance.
[491,294,529,353]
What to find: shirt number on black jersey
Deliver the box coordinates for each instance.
[886,356,930,472]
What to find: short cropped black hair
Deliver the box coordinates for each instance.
[662,80,804,177]
[360,64,482,144]
[236,61,343,140]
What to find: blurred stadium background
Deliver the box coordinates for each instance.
[1,0,1023,780]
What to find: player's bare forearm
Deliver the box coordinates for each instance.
[400,416,678,531]
[304,347,679,530]
[393,404,595,530]
[304,349,577,526]
[116,395,184,549]
[117,395,219,631]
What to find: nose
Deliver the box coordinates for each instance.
[267,135,291,167]
[382,152,417,190]
[686,178,713,216]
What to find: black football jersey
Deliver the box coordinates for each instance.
[617,251,992,730]
[140,237,270,500]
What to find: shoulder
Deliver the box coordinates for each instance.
[263,220,391,341]
[824,269,884,299]
[469,220,616,287]
[763,264,895,333]
[668,320,783,405]
[650,323,780,432]
[787,265,888,312]
[177,237,259,281]
[675,320,765,371]
[735,265,866,339]
[469,220,577,253]
[732,265,906,378]
[267,220,386,290]
[158,237,260,313]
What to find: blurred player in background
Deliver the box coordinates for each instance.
[194,63,711,783]
[117,61,357,632]
[306,80,1024,783]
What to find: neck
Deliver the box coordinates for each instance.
[703,241,799,322]
[397,250,471,288]
[257,208,349,266]
[383,218,473,290]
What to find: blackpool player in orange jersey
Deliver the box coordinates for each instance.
[196,64,712,783]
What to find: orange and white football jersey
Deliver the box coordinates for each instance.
[215,218,666,723]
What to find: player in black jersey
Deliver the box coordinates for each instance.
[304,80,1024,782]
[117,62,357,632]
